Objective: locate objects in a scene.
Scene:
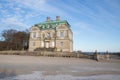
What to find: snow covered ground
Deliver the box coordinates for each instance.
[0,71,120,80]
[0,55,120,80]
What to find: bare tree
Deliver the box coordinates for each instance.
[0,29,29,50]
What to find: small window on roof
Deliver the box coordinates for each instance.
[47,25,50,28]
[42,25,45,29]
[50,24,52,28]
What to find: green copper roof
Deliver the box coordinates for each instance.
[34,20,70,30]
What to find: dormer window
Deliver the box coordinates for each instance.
[42,25,45,29]
[47,25,50,28]
[50,24,52,28]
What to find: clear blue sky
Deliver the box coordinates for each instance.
[0,0,120,52]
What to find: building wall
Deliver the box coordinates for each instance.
[56,39,70,52]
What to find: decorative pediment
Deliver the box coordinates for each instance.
[56,25,68,30]
[30,26,39,31]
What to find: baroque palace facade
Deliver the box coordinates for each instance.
[29,16,73,52]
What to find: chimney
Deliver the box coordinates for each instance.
[56,16,60,21]
[46,16,50,22]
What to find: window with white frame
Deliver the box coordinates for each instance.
[47,25,50,28]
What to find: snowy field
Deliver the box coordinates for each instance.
[0,71,120,80]
[0,55,120,80]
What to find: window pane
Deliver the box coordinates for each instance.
[60,42,64,46]
[33,42,35,46]
[33,32,36,38]
[41,41,44,47]
[60,32,64,37]
[47,33,50,38]
[52,41,55,47]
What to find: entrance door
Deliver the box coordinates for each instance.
[46,42,50,48]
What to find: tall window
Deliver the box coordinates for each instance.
[47,33,50,38]
[33,42,35,46]
[60,32,64,37]
[52,41,55,47]
[33,32,36,38]
[46,42,50,48]
[41,41,44,47]
[60,42,64,46]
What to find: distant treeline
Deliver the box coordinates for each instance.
[0,29,29,51]
[75,51,120,56]
[111,52,120,56]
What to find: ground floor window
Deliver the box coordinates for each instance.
[60,42,64,46]
[52,41,55,47]
[45,42,50,48]
[41,41,44,47]
[33,42,35,46]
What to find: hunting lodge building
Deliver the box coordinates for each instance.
[29,16,73,52]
